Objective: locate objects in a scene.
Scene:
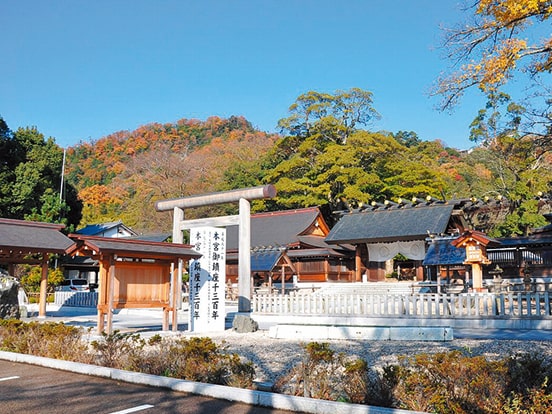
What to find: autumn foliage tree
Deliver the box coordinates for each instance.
[435,0,551,109]
[68,116,278,232]
[434,0,552,236]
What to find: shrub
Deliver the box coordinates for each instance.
[342,358,370,404]
[503,379,552,414]
[387,350,508,413]
[0,320,92,362]
[90,330,145,369]
[158,337,255,388]
[0,321,254,389]
[274,341,369,402]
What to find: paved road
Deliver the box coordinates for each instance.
[0,360,298,414]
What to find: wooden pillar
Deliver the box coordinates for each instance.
[106,256,116,334]
[162,308,169,331]
[472,263,484,292]
[97,258,108,333]
[415,261,424,281]
[355,245,362,282]
[171,262,180,331]
[38,254,49,318]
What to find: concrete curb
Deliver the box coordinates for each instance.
[0,350,424,414]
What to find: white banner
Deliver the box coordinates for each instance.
[189,227,226,332]
[366,240,426,262]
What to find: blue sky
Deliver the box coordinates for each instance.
[2,1,487,150]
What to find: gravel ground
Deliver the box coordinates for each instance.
[179,329,552,384]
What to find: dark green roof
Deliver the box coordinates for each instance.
[325,204,455,244]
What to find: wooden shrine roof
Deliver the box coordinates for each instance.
[69,234,202,261]
[326,204,455,244]
[0,218,75,263]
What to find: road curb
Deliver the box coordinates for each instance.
[0,350,423,414]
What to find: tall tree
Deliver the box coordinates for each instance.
[277,88,380,144]
[0,118,82,228]
[264,130,451,211]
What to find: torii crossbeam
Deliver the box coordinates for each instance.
[155,185,277,312]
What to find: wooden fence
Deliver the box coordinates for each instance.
[252,291,552,318]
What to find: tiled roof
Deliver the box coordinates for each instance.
[126,233,171,243]
[0,218,75,256]
[76,221,137,236]
[325,204,455,244]
[226,207,324,250]
[76,221,122,235]
[69,234,201,260]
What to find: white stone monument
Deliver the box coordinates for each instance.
[189,226,226,332]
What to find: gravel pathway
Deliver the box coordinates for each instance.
[180,329,552,384]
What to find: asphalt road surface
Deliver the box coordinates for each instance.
[0,360,299,414]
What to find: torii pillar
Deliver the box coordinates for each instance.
[155,185,277,313]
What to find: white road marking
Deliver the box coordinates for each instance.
[0,376,20,382]
[108,405,154,414]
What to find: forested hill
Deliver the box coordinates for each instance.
[62,96,552,239]
[65,115,279,232]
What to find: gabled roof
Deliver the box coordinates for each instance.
[0,218,75,262]
[69,234,201,261]
[251,250,282,272]
[451,230,499,248]
[76,220,137,237]
[226,207,330,250]
[325,204,455,244]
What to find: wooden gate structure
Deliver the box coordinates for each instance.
[69,234,200,333]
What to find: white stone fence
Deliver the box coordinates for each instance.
[252,291,552,319]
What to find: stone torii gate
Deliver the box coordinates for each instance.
[155,185,277,313]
